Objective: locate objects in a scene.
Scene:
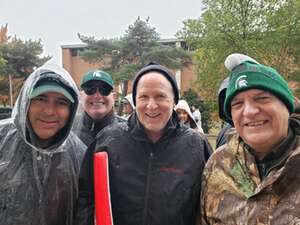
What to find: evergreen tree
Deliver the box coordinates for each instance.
[79,17,192,110]
[0,24,49,106]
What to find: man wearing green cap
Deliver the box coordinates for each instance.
[200,53,300,225]
[73,70,124,146]
[0,63,85,225]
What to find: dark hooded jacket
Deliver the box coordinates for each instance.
[73,110,125,147]
[75,111,212,225]
[0,63,86,225]
[215,77,233,149]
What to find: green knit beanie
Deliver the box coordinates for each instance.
[224,61,295,119]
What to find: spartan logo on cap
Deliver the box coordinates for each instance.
[93,71,102,78]
[235,75,248,89]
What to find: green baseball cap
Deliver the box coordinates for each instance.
[80,70,114,88]
[30,81,74,103]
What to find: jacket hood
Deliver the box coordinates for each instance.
[123,93,135,109]
[217,77,229,121]
[290,113,300,135]
[12,62,79,154]
[174,100,198,128]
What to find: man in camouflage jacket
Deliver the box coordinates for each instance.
[200,53,300,225]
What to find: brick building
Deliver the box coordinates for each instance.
[61,38,198,97]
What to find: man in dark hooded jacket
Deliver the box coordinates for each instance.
[0,63,85,225]
[72,70,124,146]
[75,63,212,225]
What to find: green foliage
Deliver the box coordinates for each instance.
[0,37,49,101]
[77,34,119,65]
[0,57,6,71]
[114,64,141,82]
[120,16,160,65]
[0,38,49,77]
[177,0,300,118]
[79,17,192,98]
[176,18,205,51]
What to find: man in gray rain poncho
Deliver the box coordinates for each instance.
[0,63,86,225]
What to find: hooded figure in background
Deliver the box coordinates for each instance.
[175,99,204,133]
[121,93,135,119]
[0,63,86,225]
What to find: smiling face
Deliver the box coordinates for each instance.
[135,72,175,142]
[176,108,190,124]
[231,89,289,159]
[122,101,133,115]
[28,92,71,147]
[80,81,115,120]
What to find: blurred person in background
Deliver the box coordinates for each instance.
[175,99,204,133]
[121,93,135,119]
[191,105,202,129]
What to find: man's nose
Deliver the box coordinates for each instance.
[44,102,55,115]
[147,98,158,109]
[243,101,259,116]
[94,88,103,97]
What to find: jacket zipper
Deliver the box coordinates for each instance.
[142,151,154,225]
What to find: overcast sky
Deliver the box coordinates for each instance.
[1,0,203,65]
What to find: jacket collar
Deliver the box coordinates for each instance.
[237,114,300,179]
[83,110,115,133]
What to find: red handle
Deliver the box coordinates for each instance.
[94,152,114,225]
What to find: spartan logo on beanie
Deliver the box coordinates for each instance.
[235,75,248,89]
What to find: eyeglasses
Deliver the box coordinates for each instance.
[82,85,112,96]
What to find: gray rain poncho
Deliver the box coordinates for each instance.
[0,63,86,225]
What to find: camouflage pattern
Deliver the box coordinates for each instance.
[200,115,300,225]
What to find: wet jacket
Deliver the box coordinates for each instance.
[200,114,300,225]
[0,63,86,225]
[75,112,212,225]
[73,110,125,146]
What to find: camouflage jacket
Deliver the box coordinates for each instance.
[200,115,300,225]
